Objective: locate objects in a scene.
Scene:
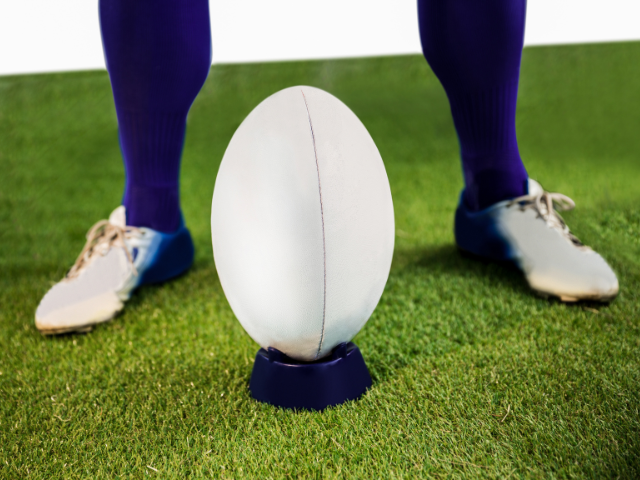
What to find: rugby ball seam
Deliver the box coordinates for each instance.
[301,88,328,360]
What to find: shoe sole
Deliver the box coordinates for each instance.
[533,289,617,304]
[37,314,117,335]
[39,324,96,335]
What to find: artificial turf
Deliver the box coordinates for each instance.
[1,42,639,478]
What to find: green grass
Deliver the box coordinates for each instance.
[1,42,640,478]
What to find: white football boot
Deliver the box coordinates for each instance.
[455,179,619,302]
[35,206,194,334]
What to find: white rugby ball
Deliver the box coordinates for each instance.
[211,86,394,361]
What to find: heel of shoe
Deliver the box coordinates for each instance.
[454,199,513,262]
[139,227,195,285]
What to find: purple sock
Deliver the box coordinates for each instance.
[418,0,529,211]
[99,0,211,232]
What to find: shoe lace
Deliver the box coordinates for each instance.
[507,190,589,250]
[66,220,141,280]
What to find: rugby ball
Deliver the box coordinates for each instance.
[211,86,394,361]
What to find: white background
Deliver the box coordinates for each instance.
[0,0,639,76]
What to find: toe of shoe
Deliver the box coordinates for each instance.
[35,290,124,334]
[526,253,619,302]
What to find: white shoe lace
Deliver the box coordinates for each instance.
[507,190,589,250]
[66,219,141,280]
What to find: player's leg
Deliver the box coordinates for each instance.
[35,0,212,334]
[102,0,211,233]
[417,0,618,301]
[419,0,527,211]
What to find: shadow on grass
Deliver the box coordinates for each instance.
[362,244,534,383]
[365,243,628,387]
[393,243,532,302]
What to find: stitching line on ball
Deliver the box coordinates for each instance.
[301,89,327,360]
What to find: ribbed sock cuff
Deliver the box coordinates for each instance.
[123,184,180,233]
[447,83,528,211]
[463,166,528,211]
[118,111,186,233]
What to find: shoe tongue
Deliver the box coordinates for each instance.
[108,206,127,228]
[528,179,544,196]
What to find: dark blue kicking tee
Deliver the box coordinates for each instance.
[418,0,529,211]
[100,0,211,232]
